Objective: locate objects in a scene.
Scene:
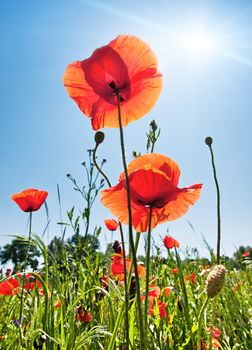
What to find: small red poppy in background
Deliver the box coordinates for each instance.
[23,273,42,291]
[242,251,250,257]
[11,188,48,212]
[104,219,119,231]
[0,277,19,296]
[76,306,92,323]
[172,268,179,275]
[101,154,202,232]
[111,253,146,279]
[148,298,167,318]
[163,287,171,296]
[163,235,180,249]
[64,35,162,130]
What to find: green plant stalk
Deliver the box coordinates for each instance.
[175,248,194,348]
[92,141,129,348]
[116,94,144,350]
[197,297,209,350]
[107,304,125,350]
[119,222,130,350]
[144,206,153,334]
[208,143,221,264]
[127,231,141,289]
[19,211,32,344]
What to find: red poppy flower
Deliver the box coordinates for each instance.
[163,287,171,296]
[104,219,119,231]
[242,251,250,257]
[148,299,167,318]
[111,253,146,278]
[11,188,48,212]
[23,273,42,291]
[207,326,221,339]
[76,306,92,323]
[190,272,196,285]
[0,277,19,295]
[64,35,162,130]
[172,268,179,275]
[163,235,180,249]
[101,154,202,232]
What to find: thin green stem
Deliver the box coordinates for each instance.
[119,222,130,350]
[207,143,221,264]
[197,297,209,350]
[116,94,144,350]
[144,206,153,334]
[175,248,194,348]
[19,211,32,344]
[92,144,112,188]
[93,135,129,348]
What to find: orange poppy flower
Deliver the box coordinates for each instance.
[104,219,119,231]
[101,154,202,232]
[163,235,180,249]
[11,188,48,212]
[63,35,162,130]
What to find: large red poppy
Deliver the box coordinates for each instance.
[64,35,162,130]
[11,188,48,212]
[101,154,202,232]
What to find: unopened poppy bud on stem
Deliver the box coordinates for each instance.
[205,136,213,146]
[205,264,226,298]
[95,131,105,145]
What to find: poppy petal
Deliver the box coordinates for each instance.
[119,153,180,187]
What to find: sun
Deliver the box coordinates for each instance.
[182,29,216,55]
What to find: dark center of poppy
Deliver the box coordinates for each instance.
[136,197,169,208]
[108,81,125,102]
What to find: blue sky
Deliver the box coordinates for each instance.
[1,0,252,263]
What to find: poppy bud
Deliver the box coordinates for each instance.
[112,240,122,254]
[205,136,213,146]
[95,131,105,145]
[206,264,226,298]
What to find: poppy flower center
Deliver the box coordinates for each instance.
[108,81,125,102]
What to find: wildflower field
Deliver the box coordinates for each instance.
[1,33,252,350]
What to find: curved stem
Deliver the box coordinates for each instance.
[92,144,112,188]
[208,144,221,264]
[144,206,153,335]
[116,94,144,350]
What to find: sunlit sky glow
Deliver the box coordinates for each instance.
[1,0,252,266]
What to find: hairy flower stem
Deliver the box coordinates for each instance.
[205,138,221,264]
[92,143,130,348]
[197,297,209,350]
[116,94,145,350]
[19,212,32,344]
[144,206,153,337]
